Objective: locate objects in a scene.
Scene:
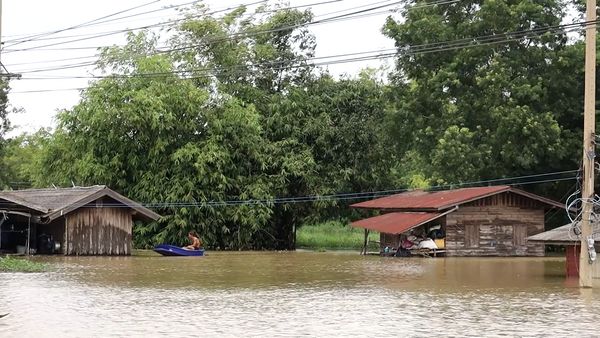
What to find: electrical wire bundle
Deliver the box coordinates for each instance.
[565,173,599,263]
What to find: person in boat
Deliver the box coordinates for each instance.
[183,231,203,250]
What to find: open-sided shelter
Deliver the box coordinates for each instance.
[0,186,160,255]
[351,186,563,257]
[528,223,600,278]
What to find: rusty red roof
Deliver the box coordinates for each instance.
[351,212,444,234]
[351,185,563,211]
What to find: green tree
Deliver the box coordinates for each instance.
[383,0,577,187]
[171,4,324,248]
[31,3,399,249]
[173,5,399,240]
[2,128,51,189]
[0,79,11,188]
[35,32,277,249]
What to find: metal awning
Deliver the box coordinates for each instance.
[528,222,600,245]
[351,211,446,234]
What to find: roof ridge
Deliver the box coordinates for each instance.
[427,185,510,192]
[0,185,106,193]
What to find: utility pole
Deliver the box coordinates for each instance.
[0,1,20,80]
[0,0,3,65]
[580,0,597,288]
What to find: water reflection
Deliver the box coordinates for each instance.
[1,252,598,337]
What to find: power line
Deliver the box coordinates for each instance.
[2,0,345,52]
[4,54,100,67]
[0,170,578,209]
[3,0,437,55]
[9,87,86,94]
[15,45,395,75]
[3,0,263,46]
[3,0,271,51]
[4,0,346,46]
[9,19,591,94]
[3,0,425,74]
[3,0,162,48]
[12,19,590,82]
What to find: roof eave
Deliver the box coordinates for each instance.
[43,188,161,222]
[351,206,459,234]
[508,187,565,209]
[0,195,49,213]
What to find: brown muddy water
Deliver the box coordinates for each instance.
[1,252,599,337]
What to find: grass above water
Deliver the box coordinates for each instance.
[296,221,379,250]
[132,222,380,252]
[0,256,47,273]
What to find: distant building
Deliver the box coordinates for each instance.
[0,186,160,255]
[351,186,563,257]
[528,223,600,279]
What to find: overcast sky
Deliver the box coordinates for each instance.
[2,0,396,136]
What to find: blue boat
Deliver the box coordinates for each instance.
[153,244,205,257]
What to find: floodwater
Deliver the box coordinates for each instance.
[1,252,599,338]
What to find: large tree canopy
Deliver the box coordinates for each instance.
[14,0,591,248]
[30,4,393,250]
[383,0,583,186]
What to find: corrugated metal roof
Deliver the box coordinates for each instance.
[0,186,160,221]
[528,222,600,244]
[0,186,106,213]
[351,185,564,211]
[351,212,445,234]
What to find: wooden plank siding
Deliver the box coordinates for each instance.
[65,207,133,255]
[446,204,545,257]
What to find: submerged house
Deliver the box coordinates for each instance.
[351,186,564,257]
[528,223,600,279]
[0,186,160,255]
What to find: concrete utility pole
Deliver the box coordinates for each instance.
[580,0,597,288]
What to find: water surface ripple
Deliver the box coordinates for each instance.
[1,252,598,337]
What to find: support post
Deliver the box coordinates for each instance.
[26,217,30,255]
[362,229,369,255]
[0,212,5,251]
[580,0,597,288]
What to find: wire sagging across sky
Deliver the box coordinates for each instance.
[8,18,595,94]
[0,170,580,209]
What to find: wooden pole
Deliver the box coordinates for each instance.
[0,212,4,251]
[26,217,30,255]
[362,229,369,255]
[580,0,596,288]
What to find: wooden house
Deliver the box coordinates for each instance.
[0,186,160,255]
[528,223,600,279]
[351,186,564,257]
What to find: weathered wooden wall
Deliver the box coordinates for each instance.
[65,207,133,255]
[445,193,545,256]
